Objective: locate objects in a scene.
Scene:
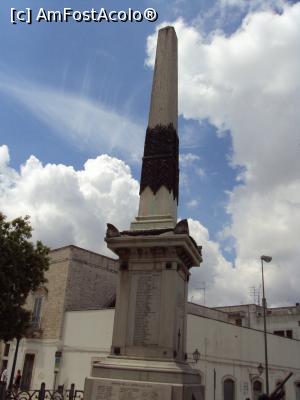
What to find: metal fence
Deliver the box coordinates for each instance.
[0,383,83,400]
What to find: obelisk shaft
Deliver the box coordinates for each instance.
[148,26,178,131]
[131,26,179,231]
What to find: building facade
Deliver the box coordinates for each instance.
[0,245,118,390]
[215,303,300,340]
[1,246,300,400]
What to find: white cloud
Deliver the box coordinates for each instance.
[218,0,287,11]
[179,152,205,196]
[0,145,9,167]
[195,167,206,178]
[188,218,254,306]
[0,145,139,256]
[147,2,300,305]
[0,74,144,162]
[179,152,200,167]
[192,0,288,34]
[0,145,19,194]
[1,145,238,306]
[187,199,199,208]
[1,144,288,306]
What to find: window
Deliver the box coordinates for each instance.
[21,354,35,390]
[286,330,293,339]
[224,378,235,400]
[253,380,263,400]
[273,330,285,337]
[32,297,43,328]
[273,330,293,338]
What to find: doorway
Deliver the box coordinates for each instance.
[253,380,263,400]
[224,378,235,400]
[21,354,35,390]
[295,382,300,400]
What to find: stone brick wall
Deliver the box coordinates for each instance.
[26,246,71,339]
[65,246,118,311]
[42,247,71,338]
[25,245,118,340]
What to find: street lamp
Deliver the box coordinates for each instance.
[192,349,200,363]
[249,363,264,381]
[260,255,272,396]
[258,363,264,376]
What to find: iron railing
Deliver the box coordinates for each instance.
[0,383,83,400]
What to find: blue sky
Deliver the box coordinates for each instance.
[0,0,238,241]
[1,0,300,306]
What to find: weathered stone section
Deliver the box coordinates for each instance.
[85,378,172,400]
[25,245,118,340]
[26,246,71,339]
[65,246,118,311]
[140,124,179,201]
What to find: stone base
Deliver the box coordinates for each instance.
[130,214,175,230]
[132,186,177,231]
[84,358,204,400]
[85,377,204,400]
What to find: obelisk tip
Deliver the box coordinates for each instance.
[158,25,176,33]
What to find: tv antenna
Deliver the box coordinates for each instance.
[196,282,206,305]
[249,286,260,305]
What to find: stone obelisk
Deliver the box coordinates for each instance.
[84,26,204,400]
[131,26,179,231]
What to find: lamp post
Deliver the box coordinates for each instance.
[260,255,272,396]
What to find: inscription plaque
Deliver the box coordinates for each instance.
[91,379,172,400]
[132,272,161,345]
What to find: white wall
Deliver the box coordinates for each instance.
[7,308,300,399]
[58,309,115,389]
[60,309,300,399]
[6,338,59,390]
[187,314,300,400]
[255,314,300,340]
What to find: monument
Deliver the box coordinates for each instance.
[84,26,204,400]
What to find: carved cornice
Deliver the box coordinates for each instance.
[140,124,179,202]
[105,221,202,262]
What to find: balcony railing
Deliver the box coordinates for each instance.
[30,315,41,330]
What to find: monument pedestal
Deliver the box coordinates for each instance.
[84,230,203,400]
[106,233,200,363]
[85,378,204,400]
[85,357,204,399]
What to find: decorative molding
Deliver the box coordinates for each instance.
[175,219,189,234]
[106,223,120,238]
